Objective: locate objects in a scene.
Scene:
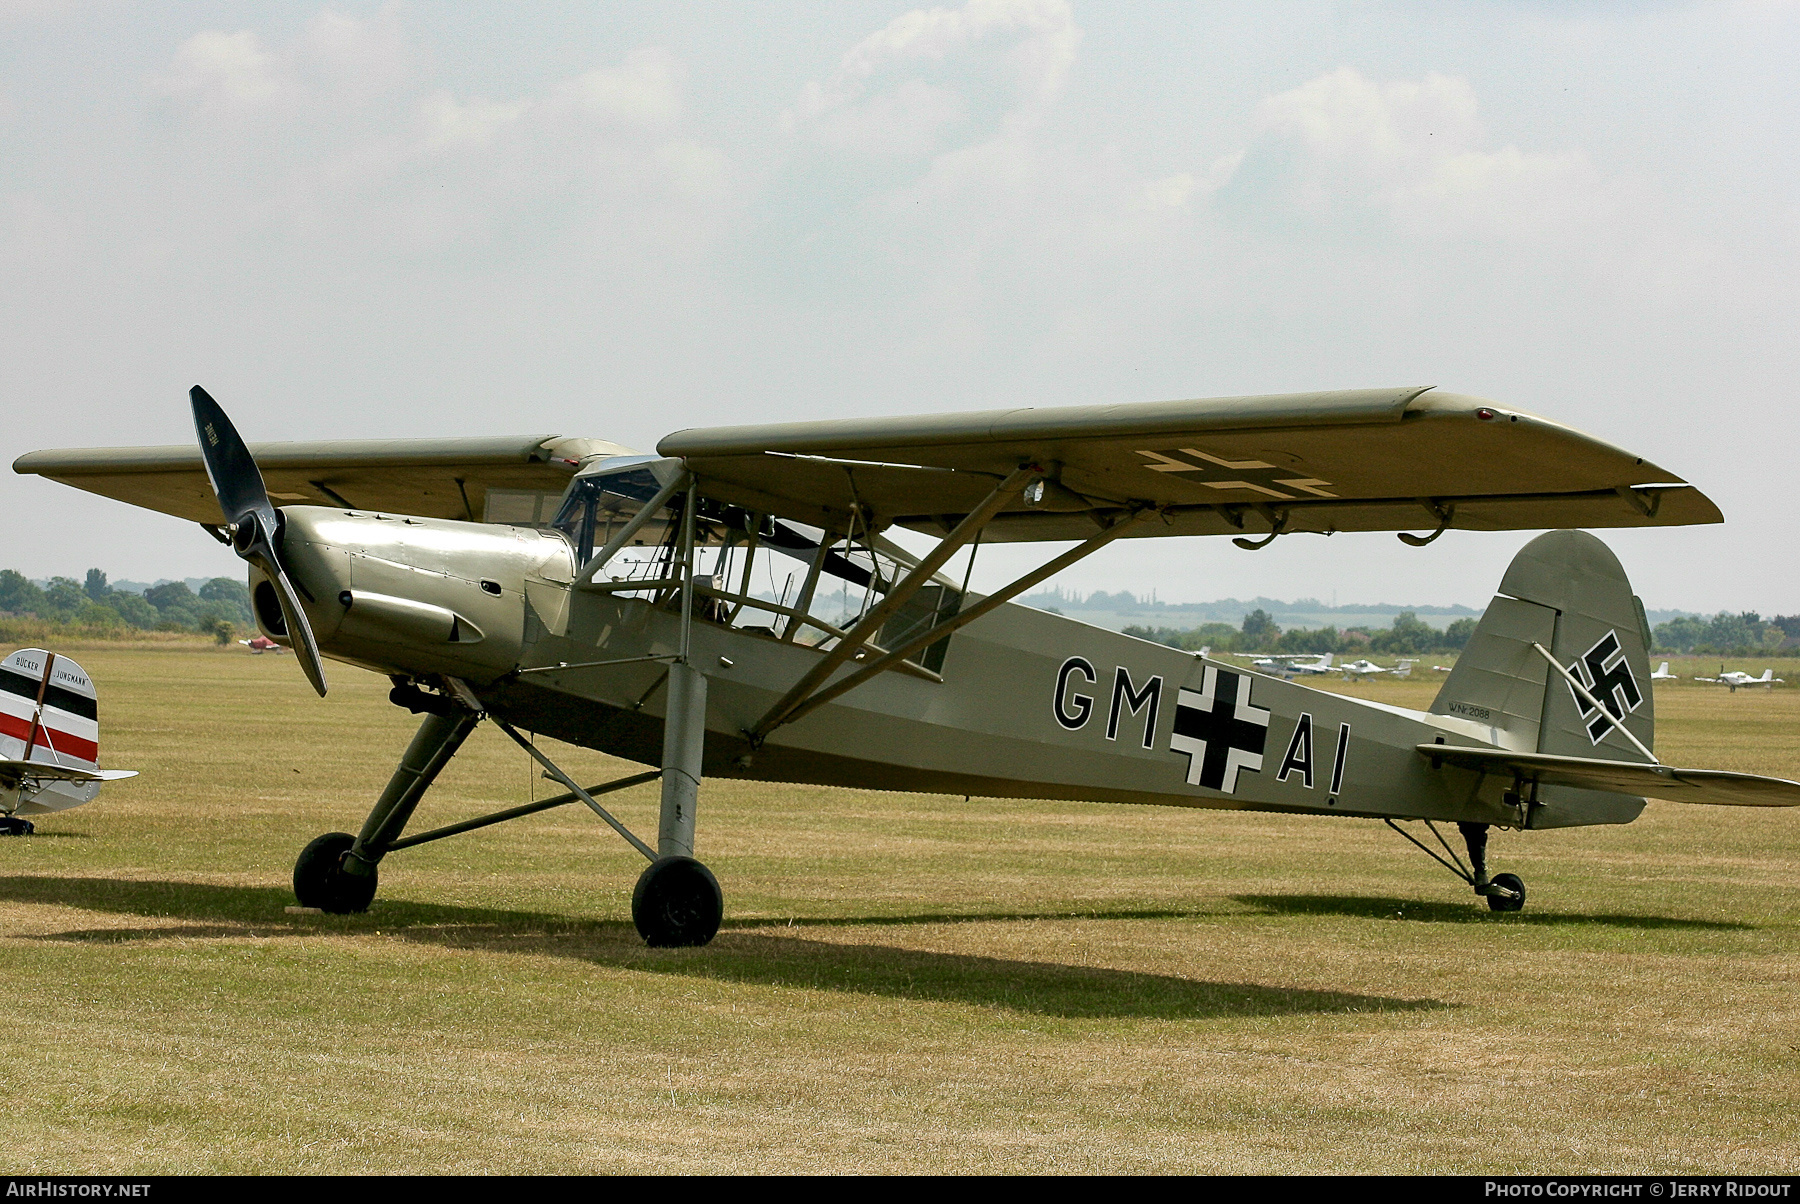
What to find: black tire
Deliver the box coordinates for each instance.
[1486,872,1526,913]
[632,856,723,947]
[293,831,378,913]
[0,817,33,836]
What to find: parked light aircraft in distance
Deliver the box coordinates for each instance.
[1695,667,1784,691]
[1651,661,1678,681]
[1339,657,1417,681]
[16,384,1800,941]
[240,634,284,654]
[1230,652,1335,678]
[0,649,136,835]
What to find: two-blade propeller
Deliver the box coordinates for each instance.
[190,386,329,697]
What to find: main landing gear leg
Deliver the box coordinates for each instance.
[632,660,722,947]
[293,709,481,913]
[1458,821,1525,913]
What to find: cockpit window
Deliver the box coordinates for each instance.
[550,468,960,674]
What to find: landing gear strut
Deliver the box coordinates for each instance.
[292,707,480,914]
[287,662,724,944]
[1384,818,1526,912]
[288,475,727,941]
[1457,822,1526,913]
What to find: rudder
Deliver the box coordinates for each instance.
[1432,531,1654,827]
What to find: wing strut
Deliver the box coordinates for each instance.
[749,504,1159,741]
[746,465,1042,739]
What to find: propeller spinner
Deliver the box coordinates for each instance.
[190,385,329,697]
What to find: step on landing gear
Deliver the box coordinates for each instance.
[1384,818,1526,912]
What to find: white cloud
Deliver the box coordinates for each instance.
[419,91,529,149]
[158,29,281,106]
[551,47,684,130]
[786,0,1079,156]
[147,17,728,258]
[1217,67,1610,242]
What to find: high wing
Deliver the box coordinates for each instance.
[13,436,631,526]
[1419,746,1800,807]
[658,387,1721,542]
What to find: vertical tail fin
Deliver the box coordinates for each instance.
[1431,531,1653,827]
[0,649,102,814]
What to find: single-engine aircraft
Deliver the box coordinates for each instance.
[1695,667,1784,692]
[1339,657,1417,681]
[1651,661,1678,681]
[1229,652,1335,678]
[16,385,1800,942]
[0,648,137,835]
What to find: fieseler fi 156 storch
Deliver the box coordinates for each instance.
[16,385,1799,943]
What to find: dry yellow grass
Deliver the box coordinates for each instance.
[2,648,1797,1173]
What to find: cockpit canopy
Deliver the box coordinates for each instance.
[548,455,961,673]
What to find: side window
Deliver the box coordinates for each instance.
[555,474,961,676]
[878,582,959,674]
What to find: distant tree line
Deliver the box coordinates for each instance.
[1124,609,1478,656]
[0,569,252,641]
[1125,606,1800,660]
[1652,612,1800,657]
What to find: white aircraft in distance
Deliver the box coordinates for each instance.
[0,648,136,835]
[1340,658,1418,681]
[1230,652,1335,678]
[1694,667,1784,692]
[1651,662,1678,681]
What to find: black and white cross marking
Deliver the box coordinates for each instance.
[1170,666,1270,793]
[1565,630,1644,743]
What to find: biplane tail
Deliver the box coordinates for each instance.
[1431,530,1658,825]
[0,648,135,828]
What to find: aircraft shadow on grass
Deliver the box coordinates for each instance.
[1234,894,1753,930]
[2,875,1441,1021]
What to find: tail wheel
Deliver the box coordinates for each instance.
[293,831,378,913]
[632,856,723,947]
[1486,872,1526,913]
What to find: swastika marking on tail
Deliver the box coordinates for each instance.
[1566,629,1644,744]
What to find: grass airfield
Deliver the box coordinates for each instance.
[4,646,1800,1174]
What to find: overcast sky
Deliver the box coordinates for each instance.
[3,1,1796,613]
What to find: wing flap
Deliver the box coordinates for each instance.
[1417,745,1800,807]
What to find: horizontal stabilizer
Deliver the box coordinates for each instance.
[0,759,133,787]
[1418,745,1800,807]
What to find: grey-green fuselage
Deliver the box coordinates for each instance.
[270,506,1626,832]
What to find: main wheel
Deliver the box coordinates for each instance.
[632,856,723,947]
[1485,871,1526,913]
[0,816,34,836]
[293,832,378,913]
